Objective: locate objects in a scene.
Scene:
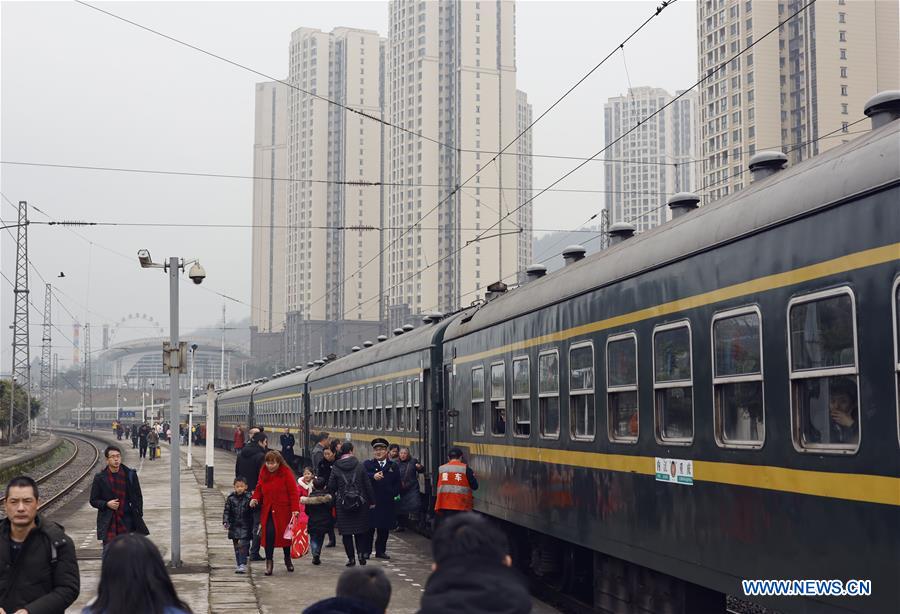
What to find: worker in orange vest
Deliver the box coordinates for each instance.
[433,447,478,529]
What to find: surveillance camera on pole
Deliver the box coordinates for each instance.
[188,262,206,285]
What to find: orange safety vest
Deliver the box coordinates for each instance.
[434,459,473,512]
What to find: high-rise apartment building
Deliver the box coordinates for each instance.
[516,89,533,282]
[385,0,523,325]
[250,81,289,335]
[603,87,698,233]
[283,27,386,365]
[697,0,898,201]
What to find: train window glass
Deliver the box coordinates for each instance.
[789,289,859,452]
[653,323,694,444]
[368,386,375,430]
[375,385,383,430]
[606,333,638,443]
[413,378,421,432]
[712,308,764,447]
[490,363,507,435]
[569,343,595,441]
[471,366,485,435]
[512,357,531,437]
[538,351,560,439]
[396,381,406,431]
[406,380,413,432]
[384,381,393,430]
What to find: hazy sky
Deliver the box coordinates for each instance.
[1,0,696,371]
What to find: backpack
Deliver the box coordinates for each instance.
[337,468,365,513]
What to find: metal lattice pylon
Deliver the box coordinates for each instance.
[39,284,52,428]
[599,209,611,251]
[82,323,93,430]
[10,201,31,442]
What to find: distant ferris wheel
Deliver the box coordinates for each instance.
[109,313,165,345]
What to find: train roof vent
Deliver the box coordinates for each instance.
[748,151,788,182]
[363,340,374,348]
[377,334,388,342]
[485,280,509,301]
[608,222,636,246]
[306,361,315,367]
[351,346,361,352]
[562,245,586,266]
[402,324,415,332]
[864,90,900,129]
[393,328,404,336]
[313,359,325,366]
[525,264,547,282]
[667,192,700,219]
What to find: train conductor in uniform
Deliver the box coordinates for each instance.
[363,438,400,560]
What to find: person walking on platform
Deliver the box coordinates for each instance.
[418,513,530,614]
[147,428,160,461]
[311,431,330,470]
[327,441,375,568]
[395,446,424,532]
[138,422,150,458]
[236,431,268,561]
[233,424,245,454]
[223,476,253,574]
[89,445,149,558]
[316,445,338,548]
[433,448,478,529]
[82,534,193,614]
[362,438,400,560]
[302,476,333,566]
[280,428,296,470]
[0,476,80,614]
[249,451,299,576]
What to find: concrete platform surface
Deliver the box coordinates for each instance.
[0,432,59,472]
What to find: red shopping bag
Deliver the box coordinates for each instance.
[290,519,309,559]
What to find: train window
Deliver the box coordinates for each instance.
[413,378,421,432]
[569,342,595,441]
[367,386,375,430]
[607,333,638,443]
[653,322,694,444]
[789,288,859,452]
[712,307,764,447]
[384,380,393,430]
[490,363,507,435]
[471,366,485,435]
[895,278,900,446]
[407,380,414,433]
[512,357,531,437]
[538,351,560,439]
[375,385,383,430]
[396,381,406,431]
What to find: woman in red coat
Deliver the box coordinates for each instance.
[249,450,300,575]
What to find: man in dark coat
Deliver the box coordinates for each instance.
[327,441,376,567]
[418,513,531,614]
[311,431,330,471]
[89,445,149,557]
[0,476,80,614]
[362,438,400,560]
[280,428,296,469]
[138,421,151,458]
[235,431,268,560]
[395,446,424,532]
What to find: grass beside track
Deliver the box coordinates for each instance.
[0,438,72,486]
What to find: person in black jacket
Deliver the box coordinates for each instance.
[235,432,268,560]
[223,476,254,573]
[138,422,151,458]
[316,445,338,548]
[362,438,400,560]
[327,441,376,568]
[280,428,296,470]
[301,476,333,566]
[0,476,80,614]
[89,445,149,557]
[418,513,531,614]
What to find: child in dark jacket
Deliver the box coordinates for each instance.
[223,476,253,573]
[301,477,333,565]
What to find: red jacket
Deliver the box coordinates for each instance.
[233,428,245,449]
[252,464,300,548]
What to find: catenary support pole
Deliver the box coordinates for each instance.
[168,257,181,567]
[205,382,215,488]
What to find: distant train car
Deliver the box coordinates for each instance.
[251,367,311,459]
[214,381,258,449]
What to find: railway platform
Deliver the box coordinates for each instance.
[0,432,59,474]
[49,432,560,613]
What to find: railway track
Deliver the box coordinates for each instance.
[0,432,102,512]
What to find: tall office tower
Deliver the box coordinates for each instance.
[251,81,289,335]
[515,89,534,281]
[697,0,898,202]
[603,87,698,233]
[283,27,386,365]
[385,0,520,326]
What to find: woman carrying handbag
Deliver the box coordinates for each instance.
[249,451,300,575]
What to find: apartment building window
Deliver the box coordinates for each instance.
[841,103,849,115]
[841,85,848,96]
[840,48,847,60]
[838,12,846,23]
[842,122,849,133]
[745,1,752,11]
[747,90,754,103]
[840,67,848,78]
[839,30,846,42]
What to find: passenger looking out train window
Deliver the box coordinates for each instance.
[471,367,485,435]
[538,351,560,438]
[512,357,531,437]
[713,309,764,446]
[491,362,507,435]
[790,290,859,450]
[569,343,595,440]
[654,323,694,443]
[607,334,638,443]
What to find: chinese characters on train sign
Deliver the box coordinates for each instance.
[655,457,694,485]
